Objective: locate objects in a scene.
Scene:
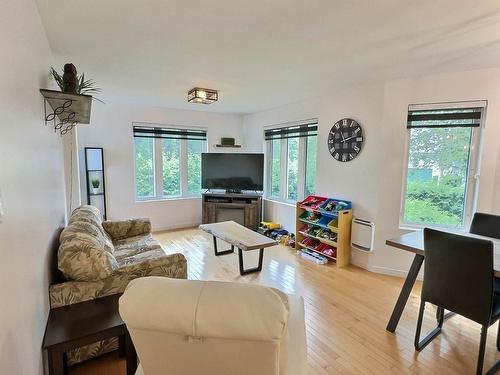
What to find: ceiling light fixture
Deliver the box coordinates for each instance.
[188,87,218,104]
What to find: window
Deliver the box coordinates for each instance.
[265,120,318,202]
[133,125,207,200]
[270,139,281,198]
[401,102,486,229]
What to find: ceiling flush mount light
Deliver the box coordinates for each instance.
[188,87,218,104]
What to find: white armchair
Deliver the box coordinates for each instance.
[119,277,307,375]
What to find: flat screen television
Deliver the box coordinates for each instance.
[201,153,264,192]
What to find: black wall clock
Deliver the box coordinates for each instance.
[327,118,364,162]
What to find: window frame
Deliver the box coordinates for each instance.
[264,120,317,204]
[133,123,208,202]
[399,102,486,230]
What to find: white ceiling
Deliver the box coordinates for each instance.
[36,0,500,114]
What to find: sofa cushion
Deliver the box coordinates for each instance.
[69,205,114,253]
[116,248,167,268]
[69,205,103,226]
[58,206,118,281]
[102,219,152,241]
[62,221,114,255]
[58,228,118,281]
[113,233,162,260]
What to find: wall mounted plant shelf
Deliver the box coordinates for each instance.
[214,144,242,148]
[40,89,92,135]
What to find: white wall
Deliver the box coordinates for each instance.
[244,82,385,268]
[0,1,66,374]
[77,102,245,230]
[243,67,500,276]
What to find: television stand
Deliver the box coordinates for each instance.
[202,192,262,231]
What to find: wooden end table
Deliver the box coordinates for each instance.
[42,293,137,375]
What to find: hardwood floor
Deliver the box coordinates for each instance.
[71,227,499,375]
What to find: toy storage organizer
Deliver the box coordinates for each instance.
[296,195,353,267]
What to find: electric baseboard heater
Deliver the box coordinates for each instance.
[351,218,375,252]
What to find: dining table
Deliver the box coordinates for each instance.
[385,229,500,333]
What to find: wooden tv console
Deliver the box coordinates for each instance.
[202,192,262,231]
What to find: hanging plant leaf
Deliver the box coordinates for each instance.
[50,65,104,103]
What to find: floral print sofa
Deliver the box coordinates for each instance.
[49,205,187,365]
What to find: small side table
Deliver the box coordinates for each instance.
[42,293,137,375]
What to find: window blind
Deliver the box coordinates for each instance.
[264,121,318,140]
[407,108,483,129]
[133,125,207,140]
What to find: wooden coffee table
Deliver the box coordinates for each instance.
[42,293,137,375]
[199,221,277,275]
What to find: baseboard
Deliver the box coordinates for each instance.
[350,248,423,279]
[152,221,201,232]
[364,264,423,280]
[350,256,369,270]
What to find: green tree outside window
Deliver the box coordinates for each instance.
[162,138,181,196]
[403,126,473,227]
[187,139,203,195]
[135,138,155,198]
[287,137,299,200]
[271,139,281,198]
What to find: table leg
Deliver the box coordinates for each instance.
[125,330,137,375]
[238,248,264,275]
[485,360,500,375]
[118,334,126,357]
[47,347,65,375]
[436,307,456,323]
[213,236,234,256]
[386,254,424,333]
[63,352,68,375]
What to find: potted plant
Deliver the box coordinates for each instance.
[50,64,103,102]
[91,179,100,194]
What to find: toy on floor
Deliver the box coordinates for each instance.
[280,233,296,247]
[258,221,280,237]
[271,228,288,241]
[260,221,282,230]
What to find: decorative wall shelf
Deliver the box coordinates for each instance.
[40,89,92,135]
[214,144,242,148]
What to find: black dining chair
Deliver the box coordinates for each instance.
[470,212,500,239]
[415,228,500,375]
[470,212,500,295]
